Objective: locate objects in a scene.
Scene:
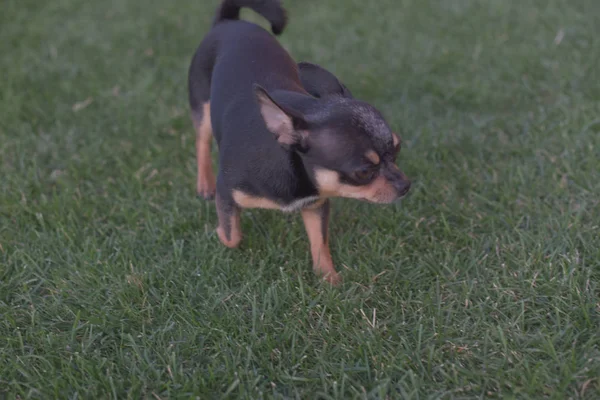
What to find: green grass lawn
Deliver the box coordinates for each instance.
[1,0,600,398]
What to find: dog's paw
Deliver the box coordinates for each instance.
[322,271,342,286]
[216,225,242,249]
[197,190,215,200]
[196,178,216,200]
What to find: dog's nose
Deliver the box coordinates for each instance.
[395,180,411,197]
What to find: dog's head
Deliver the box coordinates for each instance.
[254,83,410,204]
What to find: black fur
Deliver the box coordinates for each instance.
[297,62,353,99]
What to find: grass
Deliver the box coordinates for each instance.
[1,0,600,397]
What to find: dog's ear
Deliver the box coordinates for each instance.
[297,62,353,99]
[339,83,353,98]
[392,132,401,152]
[254,84,309,150]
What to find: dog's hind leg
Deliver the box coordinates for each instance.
[192,102,215,200]
[189,42,216,200]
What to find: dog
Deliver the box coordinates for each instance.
[188,0,410,284]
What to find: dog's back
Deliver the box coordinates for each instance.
[209,21,303,129]
[188,0,290,119]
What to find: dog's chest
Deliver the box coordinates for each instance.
[280,195,322,212]
[232,190,322,212]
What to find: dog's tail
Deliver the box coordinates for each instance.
[212,0,287,35]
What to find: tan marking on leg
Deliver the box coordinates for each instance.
[195,102,216,199]
[232,190,281,210]
[301,203,340,285]
[216,193,242,248]
[216,216,241,248]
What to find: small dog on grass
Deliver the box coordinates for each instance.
[188,0,410,284]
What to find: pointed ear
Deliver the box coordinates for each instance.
[392,132,401,151]
[297,62,353,99]
[340,83,353,98]
[254,84,307,149]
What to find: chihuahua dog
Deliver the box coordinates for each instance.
[188,0,410,284]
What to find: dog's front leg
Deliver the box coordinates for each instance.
[215,189,242,249]
[301,200,340,285]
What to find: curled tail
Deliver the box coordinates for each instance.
[213,0,288,35]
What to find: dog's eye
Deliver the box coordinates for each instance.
[354,166,377,183]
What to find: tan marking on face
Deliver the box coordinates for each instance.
[194,102,216,199]
[314,168,398,203]
[301,207,340,285]
[365,150,380,165]
[232,190,281,210]
[313,169,342,198]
